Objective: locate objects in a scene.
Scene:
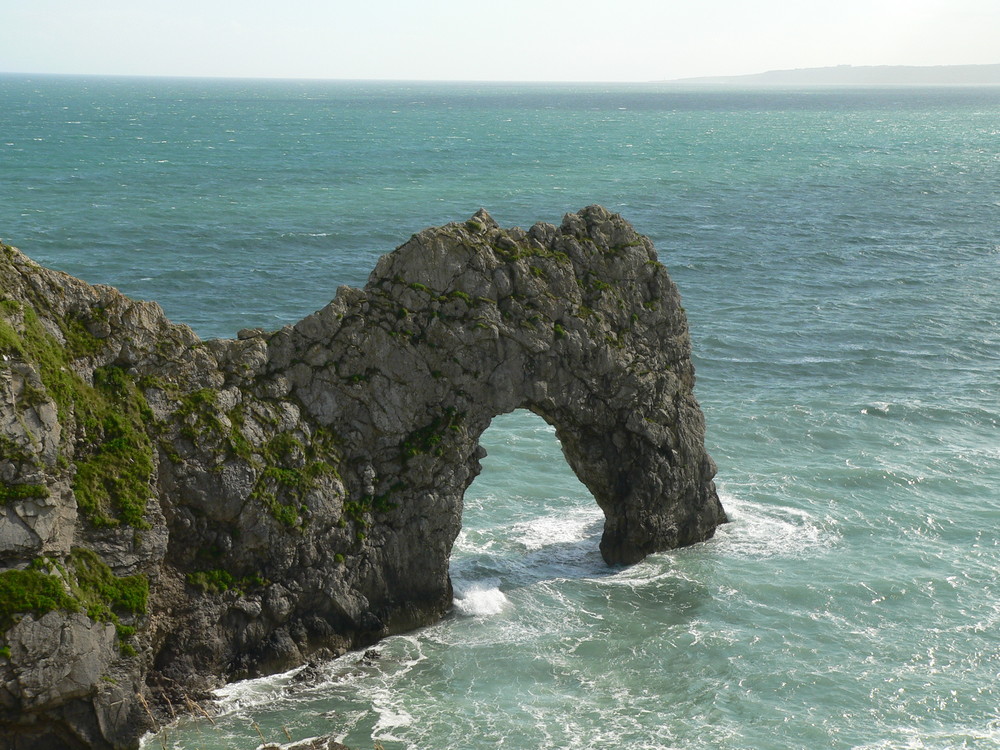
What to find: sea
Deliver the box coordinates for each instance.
[1,75,998,750]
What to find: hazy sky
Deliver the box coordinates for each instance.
[2,0,997,81]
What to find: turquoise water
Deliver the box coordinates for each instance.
[2,76,998,749]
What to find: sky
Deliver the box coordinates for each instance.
[1,0,998,82]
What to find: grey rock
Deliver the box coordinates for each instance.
[0,206,725,748]
[7,612,117,709]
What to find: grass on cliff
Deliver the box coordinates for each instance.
[0,298,155,528]
[0,481,49,505]
[250,429,342,528]
[0,551,148,652]
[174,387,253,461]
[400,407,464,461]
[186,568,268,595]
[67,548,148,621]
[72,365,156,528]
[0,567,77,632]
[170,387,344,527]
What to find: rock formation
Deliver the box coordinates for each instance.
[0,206,726,748]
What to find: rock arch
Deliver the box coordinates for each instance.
[265,205,726,625]
[0,206,725,748]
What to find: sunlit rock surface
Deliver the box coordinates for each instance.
[0,206,724,748]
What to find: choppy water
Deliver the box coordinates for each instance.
[2,75,998,749]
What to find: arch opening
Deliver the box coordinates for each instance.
[450,410,606,617]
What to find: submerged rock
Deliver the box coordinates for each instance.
[0,206,725,748]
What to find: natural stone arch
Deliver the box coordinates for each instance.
[266,205,727,630]
[0,206,725,747]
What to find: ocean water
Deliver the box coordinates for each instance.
[2,75,998,749]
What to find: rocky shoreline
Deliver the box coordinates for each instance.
[0,206,725,748]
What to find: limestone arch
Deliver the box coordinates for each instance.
[461,372,722,567]
[230,205,728,692]
[0,207,724,746]
[284,206,727,629]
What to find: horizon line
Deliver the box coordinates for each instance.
[3,61,1000,87]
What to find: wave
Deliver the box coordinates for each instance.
[510,506,603,552]
[860,401,892,416]
[853,719,1000,750]
[452,580,510,617]
[209,664,304,716]
[710,491,839,560]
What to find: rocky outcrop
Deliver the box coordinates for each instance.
[0,206,725,748]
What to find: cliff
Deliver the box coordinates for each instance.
[0,206,726,748]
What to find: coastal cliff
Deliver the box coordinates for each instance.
[0,206,725,748]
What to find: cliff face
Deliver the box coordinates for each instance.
[0,206,726,748]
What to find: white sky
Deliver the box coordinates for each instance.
[1,0,997,81]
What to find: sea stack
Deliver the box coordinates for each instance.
[0,206,725,748]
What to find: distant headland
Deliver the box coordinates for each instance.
[669,63,1000,86]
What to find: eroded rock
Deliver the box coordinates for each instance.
[0,206,725,748]
[7,612,117,709]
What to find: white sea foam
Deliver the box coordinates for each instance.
[209,664,303,715]
[512,506,603,551]
[712,492,838,560]
[861,401,893,416]
[853,719,1000,749]
[452,580,510,617]
[138,667,306,747]
[370,686,416,749]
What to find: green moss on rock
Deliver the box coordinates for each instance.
[0,482,49,505]
[0,551,147,651]
[174,388,253,461]
[250,429,342,527]
[186,569,267,595]
[401,408,464,460]
[72,366,156,528]
[0,567,78,630]
[0,300,155,528]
